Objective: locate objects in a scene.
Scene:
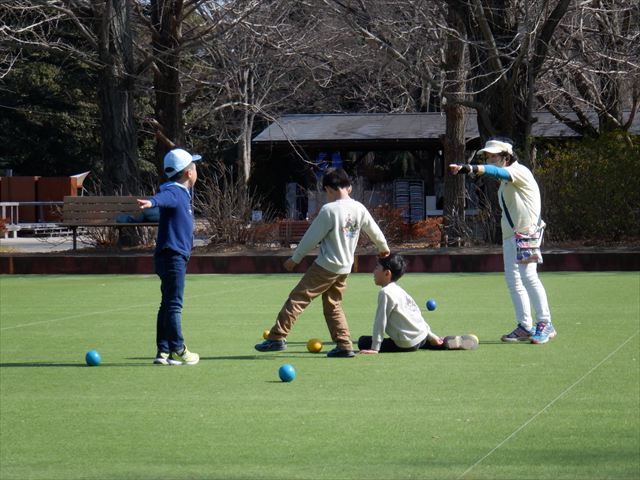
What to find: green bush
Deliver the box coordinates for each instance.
[536,132,640,242]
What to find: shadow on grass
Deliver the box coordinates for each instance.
[478,340,540,345]
[201,354,328,361]
[124,353,329,362]
[0,362,152,368]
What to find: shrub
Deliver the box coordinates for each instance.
[406,217,443,246]
[194,163,275,246]
[78,226,156,250]
[536,132,640,242]
[248,221,279,245]
[360,205,443,247]
[360,205,406,245]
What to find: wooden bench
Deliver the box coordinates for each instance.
[62,196,158,250]
[278,220,310,246]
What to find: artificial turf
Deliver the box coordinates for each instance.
[0,272,638,480]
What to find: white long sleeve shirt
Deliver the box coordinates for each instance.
[371,282,430,351]
[291,198,389,274]
[499,162,542,239]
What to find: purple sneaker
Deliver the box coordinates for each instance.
[530,322,557,344]
[501,325,534,342]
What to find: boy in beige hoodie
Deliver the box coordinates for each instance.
[255,168,389,357]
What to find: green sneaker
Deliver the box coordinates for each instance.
[153,352,170,365]
[169,346,200,365]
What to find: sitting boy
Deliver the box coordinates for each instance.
[358,254,478,353]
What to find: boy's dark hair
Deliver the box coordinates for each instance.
[379,253,406,282]
[322,168,352,190]
[170,162,196,180]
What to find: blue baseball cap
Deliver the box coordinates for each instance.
[163,148,202,178]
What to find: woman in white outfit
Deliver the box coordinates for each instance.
[449,138,556,344]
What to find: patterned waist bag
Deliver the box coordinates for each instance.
[501,193,545,264]
[514,221,546,264]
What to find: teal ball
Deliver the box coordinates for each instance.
[85,349,101,366]
[278,363,296,382]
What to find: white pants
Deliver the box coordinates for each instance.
[502,237,551,329]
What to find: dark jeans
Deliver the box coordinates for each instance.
[154,249,188,353]
[357,335,440,352]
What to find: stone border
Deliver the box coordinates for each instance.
[1,250,638,274]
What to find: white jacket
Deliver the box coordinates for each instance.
[371,282,430,351]
[291,198,389,274]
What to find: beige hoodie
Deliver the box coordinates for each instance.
[291,198,389,274]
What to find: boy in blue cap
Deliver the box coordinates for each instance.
[137,148,202,365]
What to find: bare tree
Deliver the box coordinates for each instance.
[315,1,476,243]
[2,0,140,194]
[192,1,315,182]
[442,2,469,244]
[4,0,637,239]
[96,0,140,194]
[537,0,640,136]
[448,0,571,156]
[147,0,215,173]
[319,0,445,113]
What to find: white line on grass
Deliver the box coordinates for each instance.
[0,284,256,331]
[457,330,640,479]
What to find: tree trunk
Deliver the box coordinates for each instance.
[94,0,141,247]
[238,68,253,183]
[95,0,139,195]
[238,112,254,184]
[456,0,571,149]
[151,0,184,177]
[442,3,467,246]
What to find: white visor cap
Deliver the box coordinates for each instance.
[163,148,202,178]
[477,140,513,156]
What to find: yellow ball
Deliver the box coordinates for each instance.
[262,329,270,340]
[307,338,323,353]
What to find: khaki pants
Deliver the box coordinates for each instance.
[269,262,352,350]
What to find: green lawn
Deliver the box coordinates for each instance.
[1,272,638,480]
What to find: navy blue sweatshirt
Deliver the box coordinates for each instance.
[149,182,194,258]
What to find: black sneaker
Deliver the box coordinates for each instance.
[254,339,287,352]
[326,347,355,358]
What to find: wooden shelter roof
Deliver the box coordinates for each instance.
[253,111,638,150]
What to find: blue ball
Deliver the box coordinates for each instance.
[426,299,437,311]
[278,363,296,382]
[85,349,101,366]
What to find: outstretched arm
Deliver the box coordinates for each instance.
[362,209,390,256]
[449,164,512,181]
